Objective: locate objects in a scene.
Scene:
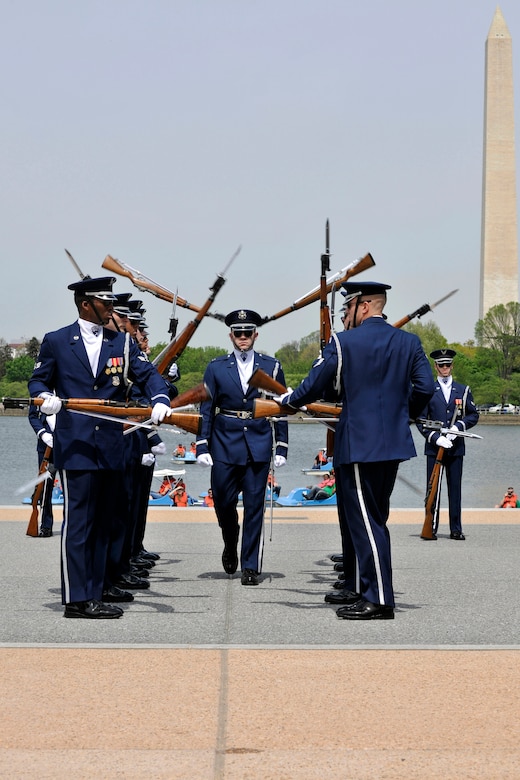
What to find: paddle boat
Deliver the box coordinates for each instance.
[275,487,337,507]
[171,451,197,465]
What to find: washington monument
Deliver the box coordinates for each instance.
[480,6,519,318]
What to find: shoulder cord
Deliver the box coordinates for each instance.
[331,332,342,396]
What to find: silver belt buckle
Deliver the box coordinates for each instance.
[237,410,249,419]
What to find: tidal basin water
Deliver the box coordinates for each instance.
[0,414,517,509]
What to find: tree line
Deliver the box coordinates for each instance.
[2,301,520,406]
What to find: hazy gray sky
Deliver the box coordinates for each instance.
[2,1,520,356]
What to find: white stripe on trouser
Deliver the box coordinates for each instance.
[61,470,71,603]
[353,463,385,604]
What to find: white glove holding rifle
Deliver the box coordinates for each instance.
[150,402,172,425]
[39,393,62,415]
[446,425,459,442]
[436,435,453,449]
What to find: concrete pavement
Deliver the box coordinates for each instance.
[1,506,519,778]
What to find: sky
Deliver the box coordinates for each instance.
[2,1,520,357]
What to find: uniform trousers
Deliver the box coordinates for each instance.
[335,461,398,608]
[60,469,123,604]
[211,459,270,573]
[426,454,464,535]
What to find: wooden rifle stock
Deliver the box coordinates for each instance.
[421,450,444,540]
[169,383,211,409]
[102,255,201,313]
[248,369,341,419]
[15,397,202,435]
[420,404,460,539]
[252,397,341,420]
[26,445,52,537]
[263,252,375,323]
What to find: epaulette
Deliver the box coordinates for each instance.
[210,353,232,363]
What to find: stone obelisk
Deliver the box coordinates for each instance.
[480,6,519,318]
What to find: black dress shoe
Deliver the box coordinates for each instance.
[117,573,150,590]
[64,600,123,619]
[130,566,149,578]
[450,532,466,540]
[324,589,361,605]
[39,527,53,537]
[102,586,134,603]
[139,549,160,560]
[329,553,343,563]
[332,578,346,589]
[222,545,238,575]
[336,599,394,620]
[131,556,155,569]
[333,562,344,573]
[241,569,259,586]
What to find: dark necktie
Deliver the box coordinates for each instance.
[92,325,100,336]
[241,353,247,362]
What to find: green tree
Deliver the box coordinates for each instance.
[0,340,12,380]
[475,302,520,381]
[4,355,35,383]
[403,320,447,359]
[24,337,41,360]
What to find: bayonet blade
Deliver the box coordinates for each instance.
[430,289,458,310]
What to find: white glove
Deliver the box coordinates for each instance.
[168,363,180,381]
[150,402,172,424]
[436,435,453,449]
[151,442,167,456]
[447,425,459,442]
[274,455,286,468]
[197,453,214,467]
[141,453,156,467]
[39,393,62,415]
[273,392,291,406]
[41,432,54,448]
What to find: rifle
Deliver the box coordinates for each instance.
[6,397,202,435]
[318,221,336,458]
[152,247,241,375]
[420,402,461,540]
[248,369,341,419]
[101,254,210,315]
[393,289,458,329]
[252,397,341,420]
[319,219,332,351]
[26,445,53,537]
[262,251,375,323]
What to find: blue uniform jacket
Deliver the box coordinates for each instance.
[28,323,171,471]
[285,318,435,465]
[197,352,289,465]
[416,379,479,457]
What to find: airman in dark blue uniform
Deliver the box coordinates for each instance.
[28,276,174,618]
[277,282,434,619]
[416,349,479,540]
[196,309,288,585]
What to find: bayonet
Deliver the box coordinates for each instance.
[416,419,482,439]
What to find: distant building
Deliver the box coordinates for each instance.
[8,343,25,359]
